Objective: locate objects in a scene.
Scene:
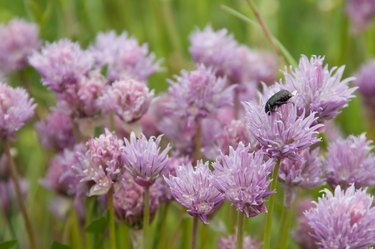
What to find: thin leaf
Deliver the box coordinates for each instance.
[85,213,109,234]
[0,240,17,249]
[221,5,298,67]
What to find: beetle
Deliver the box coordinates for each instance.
[264,89,293,115]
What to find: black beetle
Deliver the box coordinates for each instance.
[264,89,293,115]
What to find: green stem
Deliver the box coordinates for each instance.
[278,199,296,249]
[143,187,150,249]
[85,198,94,249]
[70,206,84,249]
[191,216,198,249]
[108,187,117,249]
[236,212,245,249]
[153,203,170,249]
[263,159,281,249]
[4,141,37,249]
[118,223,130,249]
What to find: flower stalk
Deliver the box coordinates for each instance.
[263,159,281,249]
[4,140,37,249]
[143,187,150,249]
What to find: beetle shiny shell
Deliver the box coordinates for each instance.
[265,89,293,115]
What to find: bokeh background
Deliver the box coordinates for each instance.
[0,0,374,248]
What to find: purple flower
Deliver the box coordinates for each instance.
[293,199,318,249]
[113,172,163,229]
[168,64,233,126]
[218,234,260,249]
[217,119,258,155]
[59,144,89,197]
[122,132,170,187]
[36,109,75,151]
[0,82,35,139]
[346,0,375,33]
[189,26,238,80]
[159,155,191,202]
[305,185,375,249]
[0,18,39,73]
[325,133,375,189]
[89,31,161,81]
[40,154,70,195]
[279,148,324,207]
[355,59,375,117]
[98,78,153,122]
[189,26,278,84]
[212,143,274,217]
[164,160,224,223]
[244,94,322,160]
[80,129,125,196]
[283,55,356,123]
[0,179,28,216]
[29,39,94,93]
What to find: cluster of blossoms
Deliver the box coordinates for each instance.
[4,15,375,249]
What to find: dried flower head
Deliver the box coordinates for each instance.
[80,129,125,196]
[212,143,274,217]
[244,93,322,160]
[90,31,161,81]
[122,132,170,187]
[325,133,375,189]
[29,39,94,93]
[98,78,153,122]
[168,64,233,126]
[0,82,35,139]
[0,18,39,73]
[283,55,356,123]
[36,109,75,151]
[305,185,375,249]
[164,160,224,223]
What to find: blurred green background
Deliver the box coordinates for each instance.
[1,0,375,248]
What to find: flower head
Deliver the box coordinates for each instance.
[29,39,94,93]
[283,55,356,123]
[305,185,375,249]
[113,172,163,229]
[164,160,224,223]
[89,31,161,81]
[293,199,318,249]
[190,26,278,84]
[212,143,274,217]
[279,148,324,207]
[217,119,258,155]
[80,129,125,196]
[98,78,153,122]
[189,26,238,80]
[40,153,70,195]
[0,82,35,139]
[346,0,375,33]
[59,144,89,197]
[168,64,233,126]
[0,18,39,73]
[122,132,170,187]
[244,92,322,160]
[325,133,375,189]
[36,109,75,151]
[218,234,260,249]
[355,59,375,116]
